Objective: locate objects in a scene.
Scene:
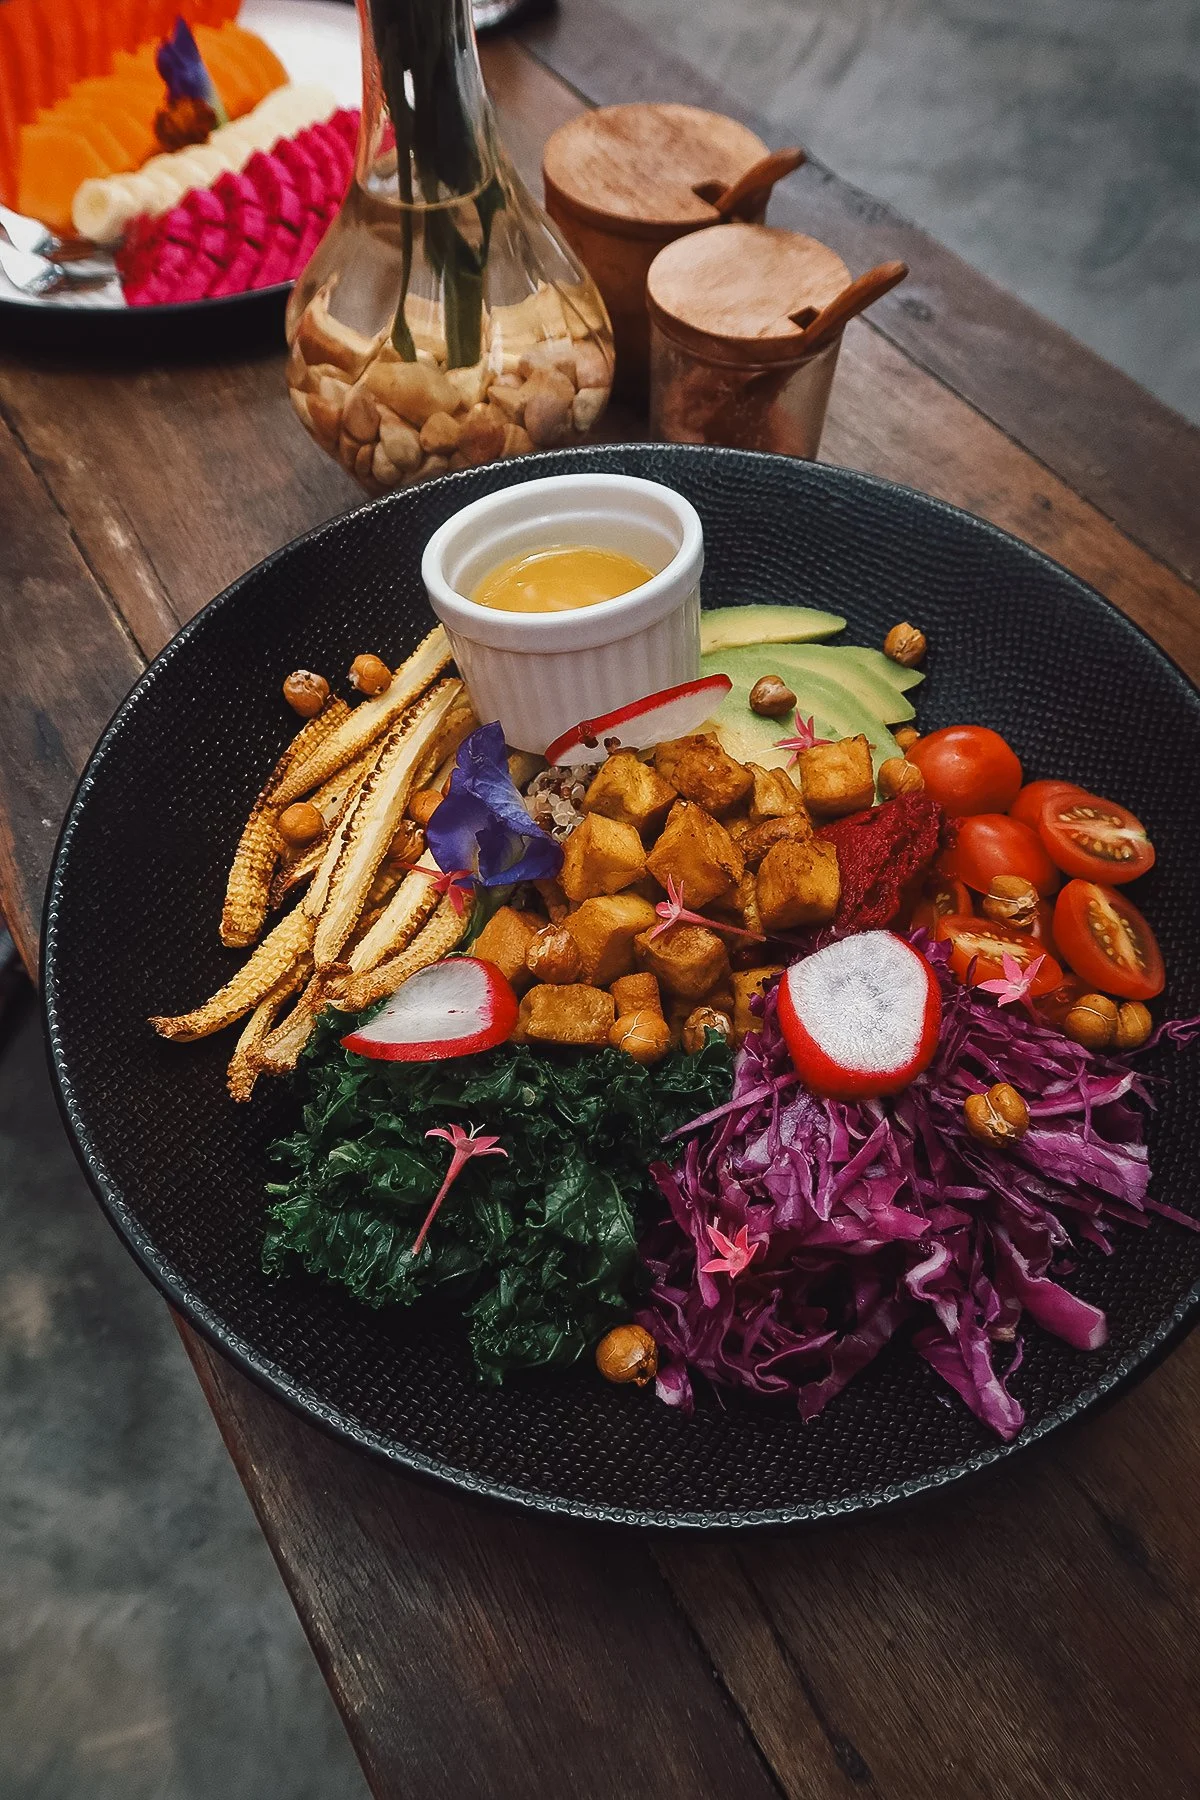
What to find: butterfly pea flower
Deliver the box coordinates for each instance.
[425,723,563,888]
[154,18,227,151]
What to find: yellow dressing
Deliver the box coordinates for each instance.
[471,544,655,613]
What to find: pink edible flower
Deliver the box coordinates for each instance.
[398,862,476,917]
[701,1221,763,1279]
[648,875,764,943]
[411,1123,508,1257]
[977,951,1047,1011]
[774,711,832,764]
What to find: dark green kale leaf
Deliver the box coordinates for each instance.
[263,1018,731,1381]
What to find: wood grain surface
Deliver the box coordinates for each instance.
[3,27,1200,1800]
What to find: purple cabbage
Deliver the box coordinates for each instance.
[640,938,1199,1440]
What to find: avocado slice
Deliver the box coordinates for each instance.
[699,603,846,657]
[701,643,919,776]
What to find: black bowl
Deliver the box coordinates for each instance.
[42,445,1200,1526]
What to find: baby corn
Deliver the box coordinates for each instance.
[220,698,350,948]
[346,861,441,973]
[226,963,308,1103]
[274,626,451,807]
[150,905,315,1041]
[330,894,471,1013]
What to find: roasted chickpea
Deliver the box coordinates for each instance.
[878,756,924,799]
[406,786,445,829]
[982,875,1040,931]
[1114,1000,1153,1052]
[278,801,325,848]
[964,1082,1030,1146]
[282,669,330,717]
[349,653,393,695]
[609,1010,672,1064]
[595,1323,658,1386]
[1063,993,1118,1051]
[893,726,921,752]
[681,1005,734,1053]
[883,622,927,667]
[525,924,583,984]
[749,674,798,718]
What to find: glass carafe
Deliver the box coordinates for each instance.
[285,0,614,495]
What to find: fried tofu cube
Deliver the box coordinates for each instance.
[583,751,676,837]
[564,894,658,985]
[523,983,615,1047]
[653,735,753,816]
[645,800,744,909]
[756,838,841,931]
[737,813,814,870]
[636,922,731,1001]
[560,812,646,901]
[731,965,785,1041]
[797,735,874,818]
[748,763,808,821]
[533,877,570,922]
[610,972,663,1016]
[707,872,764,938]
[471,904,540,993]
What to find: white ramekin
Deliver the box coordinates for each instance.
[420,472,704,754]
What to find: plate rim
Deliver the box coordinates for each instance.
[40,443,1200,1527]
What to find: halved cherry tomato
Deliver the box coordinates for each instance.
[1037,790,1155,885]
[938,813,1060,896]
[935,914,1064,996]
[1009,779,1084,833]
[910,874,973,932]
[1035,969,1090,1030]
[1052,880,1164,1000]
[905,726,1023,816]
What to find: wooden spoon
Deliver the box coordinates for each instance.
[789,260,909,353]
[696,146,806,219]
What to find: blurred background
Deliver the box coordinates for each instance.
[2,0,1197,1796]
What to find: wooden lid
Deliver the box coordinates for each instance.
[646,224,851,364]
[542,104,770,237]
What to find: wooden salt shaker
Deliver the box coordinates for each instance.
[645,224,852,460]
[542,104,775,399]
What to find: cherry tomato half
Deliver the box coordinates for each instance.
[910,874,973,932]
[1035,969,1090,1030]
[935,914,1064,996]
[1037,790,1155,885]
[938,813,1060,896]
[1052,880,1165,1000]
[1009,779,1084,833]
[905,726,1023,817]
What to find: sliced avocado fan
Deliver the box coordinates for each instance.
[699,604,846,656]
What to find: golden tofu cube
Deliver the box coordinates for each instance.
[560,812,646,901]
[610,971,663,1015]
[564,894,658,985]
[584,751,676,837]
[653,735,754,816]
[756,838,841,931]
[645,800,744,909]
[636,922,731,1001]
[707,872,764,939]
[471,904,540,993]
[737,813,814,870]
[748,763,808,821]
[532,877,570,922]
[523,983,616,1047]
[797,735,874,818]
[731,965,785,1041]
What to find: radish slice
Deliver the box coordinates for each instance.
[544,675,733,768]
[340,957,518,1062]
[777,931,942,1100]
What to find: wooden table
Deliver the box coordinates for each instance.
[5,9,1200,1795]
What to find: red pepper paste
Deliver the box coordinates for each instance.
[816,794,952,937]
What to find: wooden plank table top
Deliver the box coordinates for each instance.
[4,16,1200,1799]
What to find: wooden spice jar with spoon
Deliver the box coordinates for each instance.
[646,223,907,458]
[542,104,804,398]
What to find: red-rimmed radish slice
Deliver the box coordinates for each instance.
[778,931,942,1100]
[544,675,733,768]
[340,957,518,1062]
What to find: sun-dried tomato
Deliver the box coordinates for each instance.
[817,794,951,936]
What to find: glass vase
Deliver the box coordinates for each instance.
[285,0,615,496]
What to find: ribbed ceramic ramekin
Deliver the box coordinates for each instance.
[420,472,703,753]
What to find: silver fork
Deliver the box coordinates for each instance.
[0,238,119,297]
[0,200,107,263]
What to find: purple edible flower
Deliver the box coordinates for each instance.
[156,18,225,116]
[425,723,563,887]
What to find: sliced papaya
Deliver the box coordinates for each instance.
[192,27,257,117]
[40,1,87,91]
[222,24,287,97]
[17,121,110,232]
[49,98,150,169]
[0,2,48,121]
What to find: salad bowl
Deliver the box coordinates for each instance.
[43,444,1200,1526]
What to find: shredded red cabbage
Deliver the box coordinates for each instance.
[640,937,1200,1440]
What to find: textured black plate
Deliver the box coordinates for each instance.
[42,445,1200,1527]
[0,281,290,357]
